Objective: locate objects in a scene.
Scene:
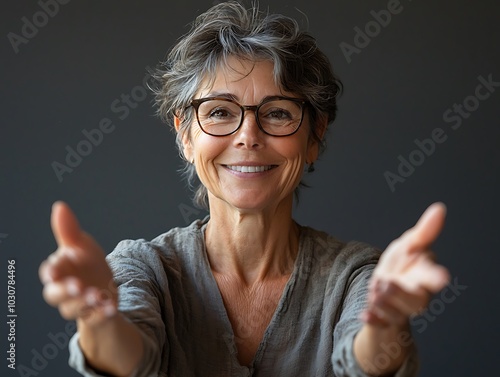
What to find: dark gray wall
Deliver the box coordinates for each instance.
[1,1,499,376]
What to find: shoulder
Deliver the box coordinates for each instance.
[300,225,381,263]
[298,225,381,282]
[105,217,209,273]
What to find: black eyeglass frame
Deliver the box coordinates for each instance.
[187,96,309,137]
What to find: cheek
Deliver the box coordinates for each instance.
[188,125,214,161]
[276,139,309,187]
[191,132,226,185]
[193,134,224,161]
[280,135,309,163]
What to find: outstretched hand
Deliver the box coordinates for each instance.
[362,202,450,327]
[39,201,117,324]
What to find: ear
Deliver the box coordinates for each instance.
[174,115,194,163]
[173,115,182,132]
[306,116,328,163]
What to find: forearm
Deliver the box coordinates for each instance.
[353,322,413,376]
[77,312,144,377]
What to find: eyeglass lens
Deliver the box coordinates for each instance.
[196,99,303,136]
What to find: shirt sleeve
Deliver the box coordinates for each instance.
[68,239,167,377]
[331,248,419,377]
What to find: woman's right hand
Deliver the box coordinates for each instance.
[39,201,118,326]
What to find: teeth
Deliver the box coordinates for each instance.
[226,165,273,173]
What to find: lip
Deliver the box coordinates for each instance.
[224,161,277,166]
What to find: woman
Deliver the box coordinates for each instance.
[39,2,449,376]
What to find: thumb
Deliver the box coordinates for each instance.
[405,202,447,249]
[51,201,84,247]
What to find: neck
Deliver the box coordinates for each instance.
[205,195,300,286]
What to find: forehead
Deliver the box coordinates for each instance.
[196,56,293,100]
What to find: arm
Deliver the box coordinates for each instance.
[354,322,413,376]
[331,260,418,377]
[354,203,450,376]
[39,202,147,377]
[77,314,144,376]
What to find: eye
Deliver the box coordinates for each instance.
[202,102,240,121]
[209,107,231,118]
[263,108,293,121]
[272,109,291,119]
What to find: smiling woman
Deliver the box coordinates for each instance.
[39,2,450,377]
[178,58,318,213]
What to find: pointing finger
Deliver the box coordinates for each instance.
[51,201,83,247]
[404,202,447,250]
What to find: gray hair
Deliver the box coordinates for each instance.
[151,1,342,210]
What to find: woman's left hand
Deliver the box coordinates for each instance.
[362,202,451,327]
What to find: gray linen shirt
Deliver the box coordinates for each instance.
[68,218,418,376]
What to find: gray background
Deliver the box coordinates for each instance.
[1,0,499,376]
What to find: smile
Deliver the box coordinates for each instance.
[225,165,276,173]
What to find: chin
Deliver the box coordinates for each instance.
[228,198,271,212]
[221,192,292,214]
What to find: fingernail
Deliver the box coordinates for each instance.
[67,280,80,296]
[86,292,97,306]
[40,269,53,284]
[103,304,116,317]
[52,201,64,210]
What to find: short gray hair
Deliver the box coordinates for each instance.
[151,1,342,210]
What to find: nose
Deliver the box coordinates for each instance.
[233,107,264,149]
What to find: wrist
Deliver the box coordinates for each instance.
[354,322,414,376]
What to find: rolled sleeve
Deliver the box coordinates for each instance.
[331,263,419,377]
[68,239,168,377]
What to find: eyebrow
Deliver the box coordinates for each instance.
[204,92,286,103]
[205,92,238,100]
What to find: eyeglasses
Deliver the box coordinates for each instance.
[187,96,308,137]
